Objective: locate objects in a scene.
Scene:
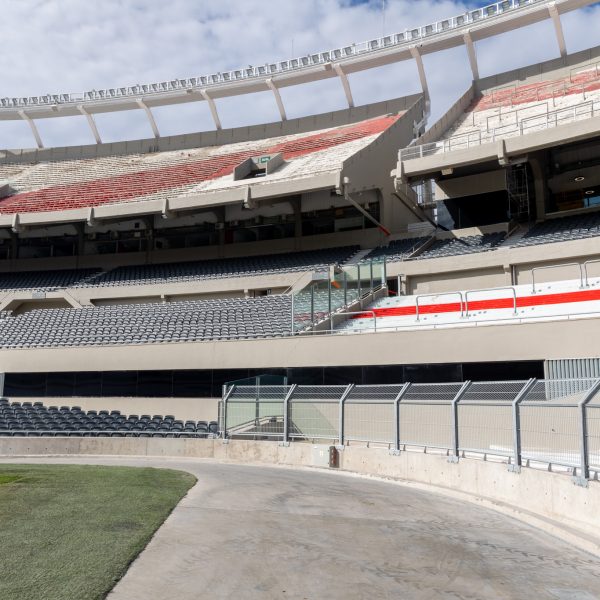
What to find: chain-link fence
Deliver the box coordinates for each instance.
[222,378,600,482]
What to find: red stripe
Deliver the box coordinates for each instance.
[0,115,399,214]
[350,288,600,320]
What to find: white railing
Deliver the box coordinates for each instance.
[400,97,600,160]
[0,0,546,111]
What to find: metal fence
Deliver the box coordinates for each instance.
[222,378,600,485]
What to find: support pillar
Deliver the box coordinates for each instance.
[548,2,567,58]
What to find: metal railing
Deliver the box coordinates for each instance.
[222,378,600,486]
[0,0,547,111]
[400,96,600,161]
[531,262,585,292]
[415,291,464,321]
[464,286,517,316]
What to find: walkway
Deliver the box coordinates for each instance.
[2,456,599,599]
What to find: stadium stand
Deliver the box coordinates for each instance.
[0,295,292,348]
[0,268,100,291]
[511,211,600,247]
[0,115,399,214]
[76,246,358,287]
[438,68,600,150]
[0,397,218,437]
[362,237,429,262]
[409,232,506,260]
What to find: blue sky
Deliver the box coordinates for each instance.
[1,0,599,149]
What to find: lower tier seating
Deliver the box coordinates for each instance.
[0,398,218,437]
[0,295,293,349]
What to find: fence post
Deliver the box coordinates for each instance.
[449,380,472,463]
[508,378,536,473]
[290,293,295,335]
[574,378,600,487]
[281,384,297,446]
[391,382,411,455]
[221,384,236,441]
[338,384,355,449]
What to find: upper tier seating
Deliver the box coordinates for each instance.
[78,246,358,287]
[512,211,600,248]
[0,268,99,291]
[436,66,600,151]
[363,237,428,262]
[0,115,399,214]
[0,398,218,437]
[0,295,292,349]
[410,233,506,260]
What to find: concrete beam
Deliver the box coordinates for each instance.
[200,89,222,130]
[333,64,355,108]
[548,2,567,58]
[17,110,44,149]
[136,99,160,139]
[463,31,480,81]
[409,46,430,113]
[77,105,102,144]
[265,78,287,121]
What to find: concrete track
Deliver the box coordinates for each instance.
[2,456,599,600]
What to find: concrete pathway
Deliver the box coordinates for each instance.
[2,456,599,600]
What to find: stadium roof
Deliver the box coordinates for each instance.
[1,0,593,150]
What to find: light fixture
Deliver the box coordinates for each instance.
[585,190,595,195]
[574,176,585,182]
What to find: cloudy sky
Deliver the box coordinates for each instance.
[1,0,599,149]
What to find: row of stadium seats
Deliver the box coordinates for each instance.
[0,246,358,292]
[512,211,600,247]
[0,295,292,348]
[0,116,398,214]
[412,232,506,259]
[436,68,600,151]
[363,237,428,262]
[76,246,359,287]
[0,213,597,294]
[0,398,218,437]
[363,233,504,263]
[474,67,600,112]
[0,267,100,291]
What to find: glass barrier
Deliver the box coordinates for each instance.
[291,259,386,333]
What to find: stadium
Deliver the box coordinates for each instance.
[1,0,600,598]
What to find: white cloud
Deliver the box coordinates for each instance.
[0,0,599,148]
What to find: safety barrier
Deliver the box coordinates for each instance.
[223,378,600,486]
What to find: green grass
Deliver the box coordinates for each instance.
[0,464,196,600]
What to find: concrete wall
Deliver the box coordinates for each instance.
[1,437,597,555]
[0,315,598,373]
